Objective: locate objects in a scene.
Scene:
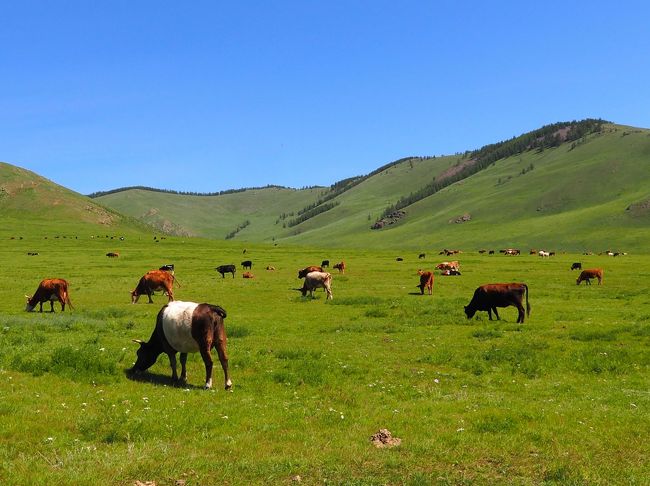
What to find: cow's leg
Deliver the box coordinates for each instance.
[168,352,179,382]
[147,291,154,303]
[516,304,525,323]
[493,307,500,320]
[179,353,188,384]
[49,300,55,312]
[213,330,231,390]
[487,308,493,320]
[39,302,44,312]
[198,346,214,389]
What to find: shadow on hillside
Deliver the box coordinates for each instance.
[124,369,204,390]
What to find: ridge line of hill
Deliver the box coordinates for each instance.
[87,183,324,199]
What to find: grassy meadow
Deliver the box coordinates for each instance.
[0,233,649,485]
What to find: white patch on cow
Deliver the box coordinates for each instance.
[161,301,200,353]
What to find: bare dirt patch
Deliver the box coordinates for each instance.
[370,429,402,448]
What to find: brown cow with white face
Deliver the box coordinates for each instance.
[131,270,177,304]
[130,301,231,390]
[25,278,73,312]
[576,268,603,285]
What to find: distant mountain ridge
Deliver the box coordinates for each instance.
[2,119,649,251]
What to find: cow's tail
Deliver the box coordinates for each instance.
[524,283,530,317]
[209,304,227,319]
[172,274,181,288]
[64,286,74,310]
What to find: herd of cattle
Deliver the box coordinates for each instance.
[22,250,607,389]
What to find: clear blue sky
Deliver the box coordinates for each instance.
[2,1,649,195]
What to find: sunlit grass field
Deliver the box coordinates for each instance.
[0,235,648,485]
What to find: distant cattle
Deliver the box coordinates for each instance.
[464,283,530,324]
[538,250,550,258]
[241,260,253,270]
[266,266,276,271]
[298,266,322,279]
[333,261,346,274]
[416,270,434,295]
[242,271,254,279]
[529,249,537,255]
[488,250,495,255]
[418,253,426,259]
[25,278,73,312]
[106,252,119,258]
[440,249,461,256]
[396,257,403,262]
[27,252,39,256]
[478,250,486,254]
[435,261,459,271]
[501,249,521,256]
[321,260,330,268]
[216,264,236,278]
[576,268,603,285]
[296,271,333,300]
[130,301,232,390]
[441,269,461,276]
[159,264,175,274]
[131,270,178,304]
[571,262,582,271]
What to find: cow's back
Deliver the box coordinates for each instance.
[161,301,200,353]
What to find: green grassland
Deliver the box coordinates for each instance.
[1,234,649,485]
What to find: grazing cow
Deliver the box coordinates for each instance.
[298,266,322,279]
[464,283,530,324]
[396,257,404,262]
[25,278,73,312]
[296,271,333,300]
[416,270,434,295]
[571,262,582,271]
[529,249,537,255]
[321,260,330,268]
[159,264,175,274]
[241,260,253,270]
[478,250,486,254]
[435,261,460,271]
[266,266,276,271]
[504,249,521,256]
[27,252,39,256]
[216,264,236,278]
[130,301,232,390]
[419,253,426,259]
[242,271,254,279]
[576,268,603,285]
[131,270,177,304]
[441,269,461,276]
[538,250,550,258]
[106,252,119,258]
[333,261,346,274]
[488,250,495,255]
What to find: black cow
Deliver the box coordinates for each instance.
[321,260,330,268]
[130,301,231,390]
[241,260,253,270]
[571,262,582,271]
[464,283,530,324]
[216,264,236,278]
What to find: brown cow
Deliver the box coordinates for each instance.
[298,266,322,279]
[25,278,73,312]
[333,261,346,274]
[576,268,603,285]
[106,252,119,258]
[416,270,434,295]
[435,261,459,271]
[130,301,231,390]
[242,271,254,279]
[464,283,530,323]
[131,270,178,304]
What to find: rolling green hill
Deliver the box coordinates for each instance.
[3,121,649,251]
[0,162,149,238]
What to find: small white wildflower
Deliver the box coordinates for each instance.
[456,428,464,432]
[99,347,105,352]
[222,415,228,419]
[340,414,344,419]
[434,378,439,384]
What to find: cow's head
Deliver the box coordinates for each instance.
[130,290,140,304]
[130,339,158,373]
[25,295,36,312]
[464,305,476,319]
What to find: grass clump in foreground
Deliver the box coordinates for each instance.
[0,236,648,484]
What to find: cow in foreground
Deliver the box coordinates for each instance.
[416,270,434,295]
[131,270,178,304]
[298,266,322,279]
[25,278,73,312]
[576,268,603,285]
[464,283,530,324]
[130,301,231,390]
[216,264,236,278]
[296,271,333,300]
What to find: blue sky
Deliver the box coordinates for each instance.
[2,1,649,195]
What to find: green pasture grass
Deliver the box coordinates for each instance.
[0,235,649,484]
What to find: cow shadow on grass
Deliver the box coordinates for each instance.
[124,369,205,390]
